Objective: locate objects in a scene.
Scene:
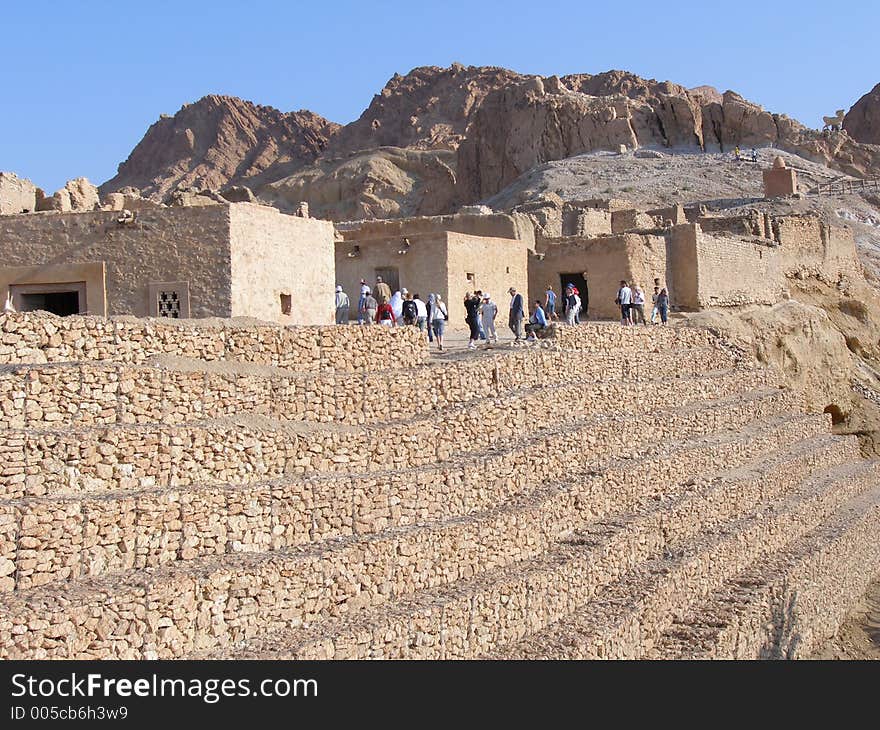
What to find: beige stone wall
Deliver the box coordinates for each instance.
[667,225,700,308]
[775,216,859,281]
[0,312,426,371]
[611,209,657,233]
[562,206,613,236]
[335,232,449,314]
[445,232,528,326]
[529,233,667,319]
[229,204,335,325]
[0,207,233,317]
[694,232,784,307]
[337,211,535,249]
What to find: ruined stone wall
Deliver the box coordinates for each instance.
[0,207,233,318]
[0,313,426,371]
[229,204,335,325]
[0,325,730,431]
[774,216,859,281]
[611,209,657,234]
[694,232,784,307]
[0,173,37,215]
[562,206,612,237]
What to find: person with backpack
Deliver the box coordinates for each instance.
[464,292,481,350]
[363,289,378,326]
[402,292,418,325]
[431,293,448,350]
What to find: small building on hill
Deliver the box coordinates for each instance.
[0,203,335,323]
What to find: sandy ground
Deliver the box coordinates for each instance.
[812,573,880,659]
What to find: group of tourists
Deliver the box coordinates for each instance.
[615,278,670,326]
[333,274,671,349]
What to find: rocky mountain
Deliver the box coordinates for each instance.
[845,82,880,145]
[326,64,523,155]
[260,147,456,221]
[100,95,339,200]
[457,74,880,201]
[98,66,880,219]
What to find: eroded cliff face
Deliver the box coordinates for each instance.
[457,75,880,202]
[98,67,880,219]
[845,82,880,146]
[325,64,524,154]
[100,95,339,200]
[259,147,457,222]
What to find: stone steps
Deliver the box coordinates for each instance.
[0,418,843,659]
[0,368,776,499]
[649,484,880,659]
[488,458,879,659]
[204,453,875,661]
[0,346,736,429]
[0,406,829,593]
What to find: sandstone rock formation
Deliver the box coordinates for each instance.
[844,82,880,145]
[96,66,880,220]
[458,74,880,202]
[325,64,523,155]
[260,147,456,221]
[101,95,339,200]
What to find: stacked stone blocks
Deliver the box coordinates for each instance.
[0,312,878,660]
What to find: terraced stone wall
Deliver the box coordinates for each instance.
[0,312,426,370]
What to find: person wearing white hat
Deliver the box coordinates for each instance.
[335,285,350,324]
[481,292,497,344]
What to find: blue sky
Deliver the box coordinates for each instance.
[2,0,877,192]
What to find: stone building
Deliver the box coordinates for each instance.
[0,202,335,324]
[335,212,532,324]
[530,212,858,319]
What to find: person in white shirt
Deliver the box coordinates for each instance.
[631,285,647,326]
[357,279,371,325]
[617,280,633,326]
[413,293,429,341]
[481,293,498,343]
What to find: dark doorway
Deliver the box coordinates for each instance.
[19,291,81,316]
[559,272,589,317]
[11,282,86,316]
[374,267,400,294]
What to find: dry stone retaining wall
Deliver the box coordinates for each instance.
[0,313,426,371]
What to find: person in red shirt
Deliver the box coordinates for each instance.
[376,301,396,326]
